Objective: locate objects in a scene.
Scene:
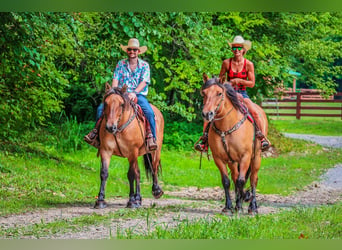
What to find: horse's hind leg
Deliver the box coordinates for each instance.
[127,157,142,208]
[94,154,111,209]
[151,152,163,199]
[248,152,261,214]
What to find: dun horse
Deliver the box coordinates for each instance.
[94,83,164,209]
[201,73,268,214]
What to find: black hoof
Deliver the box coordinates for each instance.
[248,204,258,215]
[243,190,252,202]
[127,200,141,208]
[94,200,107,209]
[248,208,258,215]
[222,207,234,215]
[152,189,164,199]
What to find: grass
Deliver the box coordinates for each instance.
[118,203,342,239]
[270,118,342,136]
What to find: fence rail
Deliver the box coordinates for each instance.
[261,92,342,119]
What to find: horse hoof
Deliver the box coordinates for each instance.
[222,208,234,215]
[127,201,141,208]
[94,200,107,209]
[248,208,258,215]
[243,191,252,202]
[153,189,164,199]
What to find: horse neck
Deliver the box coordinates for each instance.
[214,97,241,129]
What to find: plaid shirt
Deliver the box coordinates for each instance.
[112,58,150,96]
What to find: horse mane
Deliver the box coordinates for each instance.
[201,76,244,113]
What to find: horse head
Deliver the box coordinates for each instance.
[201,73,243,122]
[103,83,130,134]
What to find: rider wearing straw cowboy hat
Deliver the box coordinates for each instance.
[195,35,270,152]
[84,38,158,151]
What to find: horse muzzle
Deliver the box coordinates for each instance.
[202,111,215,122]
[106,123,118,134]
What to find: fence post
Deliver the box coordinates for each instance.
[296,92,301,119]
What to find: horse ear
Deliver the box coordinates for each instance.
[219,75,226,84]
[121,84,128,93]
[203,73,209,83]
[105,82,111,92]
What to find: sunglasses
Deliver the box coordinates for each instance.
[232,47,243,51]
[127,48,138,52]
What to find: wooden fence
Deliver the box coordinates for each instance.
[261,92,342,119]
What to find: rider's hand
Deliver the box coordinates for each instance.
[128,92,136,101]
[230,79,239,86]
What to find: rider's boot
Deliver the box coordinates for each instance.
[84,118,101,149]
[255,130,271,151]
[194,133,208,152]
[145,123,157,151]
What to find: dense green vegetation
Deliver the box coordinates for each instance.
[1,12,341,139]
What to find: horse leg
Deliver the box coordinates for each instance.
[126,156,141,208]
[151,152,164,199]
[215,159,234,213]
[94,154,110,209]
[235,157,251,213]
[248,152,261,214]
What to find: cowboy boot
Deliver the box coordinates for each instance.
[145,123,157,151]
[194,133,208,152]
[255,130,271,151]
[84,117,101,148]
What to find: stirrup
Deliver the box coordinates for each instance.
[84,129,100,148]
[194,142,208,153]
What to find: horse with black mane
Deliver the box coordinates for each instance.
[94,83,164,209]
[201,73,268,214]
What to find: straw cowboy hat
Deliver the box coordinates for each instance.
[228,35,252,52]
[120,38,147,54]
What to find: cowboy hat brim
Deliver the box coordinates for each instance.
[228,40,252,51]
[120,44,147,54]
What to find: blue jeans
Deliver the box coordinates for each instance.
[236,89,250,99]
[96,94,156,139]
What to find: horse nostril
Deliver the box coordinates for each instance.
[208,111,214,121]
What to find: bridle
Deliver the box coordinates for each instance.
[103,89,137,135]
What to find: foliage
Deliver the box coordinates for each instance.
[1,12,341,138]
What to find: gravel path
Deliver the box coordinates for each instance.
[283,133,342,148]
[0,133,341,239]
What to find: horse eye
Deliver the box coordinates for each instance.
[218,92,222,96]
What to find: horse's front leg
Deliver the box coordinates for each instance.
[215,158,234,214]
[94,154,111,209]
[235,157,251,213]
[126,156,141,208]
